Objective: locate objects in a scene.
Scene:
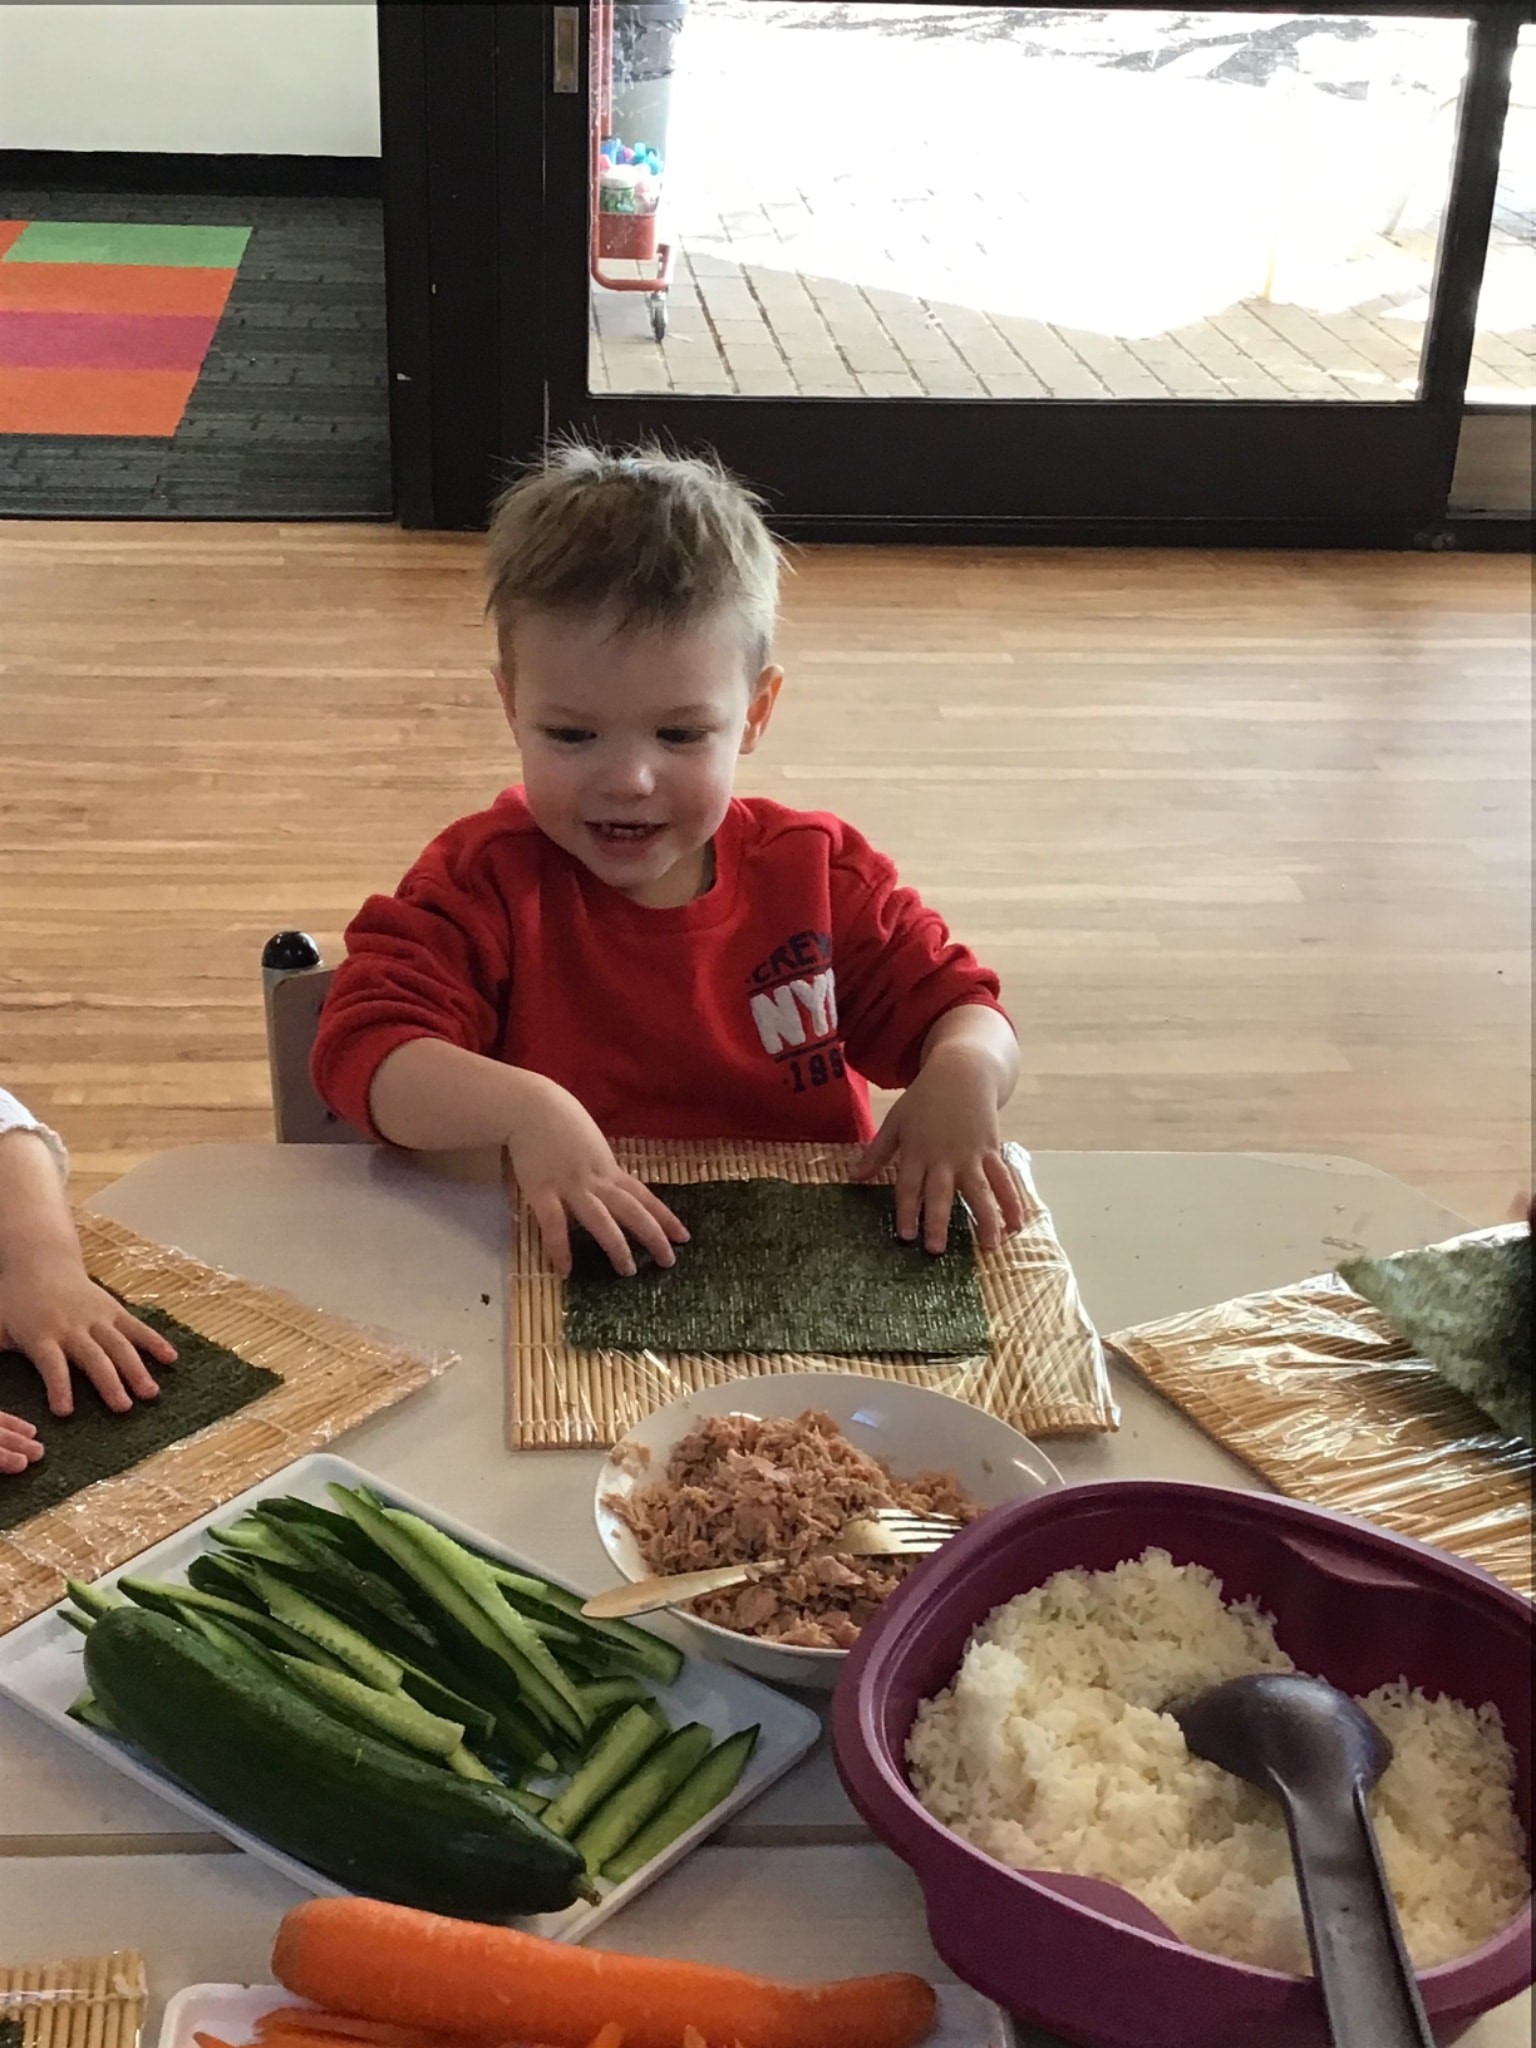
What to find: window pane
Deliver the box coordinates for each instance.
[1467,21,1535,405]
[590,4,1468,402]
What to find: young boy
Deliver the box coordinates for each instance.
[0,1088,176,1474]
[312,443,1022,1279]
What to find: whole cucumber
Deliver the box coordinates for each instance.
[85,1606,586,1919]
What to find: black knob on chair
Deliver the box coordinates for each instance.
[262,931,323,973]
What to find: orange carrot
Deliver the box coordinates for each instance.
[257,2014,466,2048]
[256,2029,459,2048]
[258,2012,419,2043]
[272,1899,936,2048]
[254,2008,591,2048]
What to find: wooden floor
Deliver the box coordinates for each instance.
[3,527,1530,1224]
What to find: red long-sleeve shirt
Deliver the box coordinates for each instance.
[312,790,1007,1145]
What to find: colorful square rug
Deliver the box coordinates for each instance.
[0,219,250,436]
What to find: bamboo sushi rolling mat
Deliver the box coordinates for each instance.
[508,1138,1114,1448]
[1110,1271,1533,1597]
[0,1953,146,2048]
[0,1213,450,1635]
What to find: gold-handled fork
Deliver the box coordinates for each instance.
[582,1507,966,1620]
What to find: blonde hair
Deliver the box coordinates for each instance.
[486,439,781,673]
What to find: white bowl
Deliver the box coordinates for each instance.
[594,1373,1064,1690]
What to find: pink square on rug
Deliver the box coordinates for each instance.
[0,309,221,371]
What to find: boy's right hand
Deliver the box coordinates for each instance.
[507,1078,689,1279]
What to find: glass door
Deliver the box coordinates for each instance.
[524,1,1522,540]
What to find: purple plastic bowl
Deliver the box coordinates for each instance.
[833,1481,1535,2048]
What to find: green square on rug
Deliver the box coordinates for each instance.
[2,221,251,267]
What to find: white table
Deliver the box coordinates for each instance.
[1,1145,1526,2048]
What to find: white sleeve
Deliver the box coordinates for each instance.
[0,1088,69,1180]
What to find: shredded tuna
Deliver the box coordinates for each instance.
[607,1408,981,1649]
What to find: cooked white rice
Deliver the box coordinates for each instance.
[906,1548,1529,1974]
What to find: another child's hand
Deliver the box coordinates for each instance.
[0,1410,43,1475]
[507,1077,690,1278]
[0,1254,175,1418]
[857,1046,1025,1255]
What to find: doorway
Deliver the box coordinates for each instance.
[378,2,1530,538]
[534,2,1523,541]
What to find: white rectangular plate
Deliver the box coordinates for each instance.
[0,1452,822,1941]
[158,1982,1019,2048]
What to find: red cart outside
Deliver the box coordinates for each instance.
[591,0,675,341]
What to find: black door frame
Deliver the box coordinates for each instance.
[381,1,1531,539]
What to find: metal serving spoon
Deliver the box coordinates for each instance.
[1173,1672,1435,2048]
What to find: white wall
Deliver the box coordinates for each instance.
[0,3,380,156]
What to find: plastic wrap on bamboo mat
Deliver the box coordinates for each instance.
[0,1952,146,2048]
[1109,1236,1533,1597]
[0,1213,454,1635]
[508,1137,1114,1449]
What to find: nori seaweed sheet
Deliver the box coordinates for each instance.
[0,1299,281,1532]
[1340,1230,1533,1446]
[564,1179,990,1358]
[0,2019,24,2048]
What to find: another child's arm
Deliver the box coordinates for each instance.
[0,1123,176,1420]
[858,1004,1023,1254]
[0,1409,42,1475]
[368,1039,687,1278]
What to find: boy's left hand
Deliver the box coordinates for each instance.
[856,1049,1025,1255]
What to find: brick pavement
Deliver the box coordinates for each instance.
[592,216,1533,404]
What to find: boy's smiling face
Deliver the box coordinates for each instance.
[499,607,781,909]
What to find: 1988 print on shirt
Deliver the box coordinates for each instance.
[746,927,844,1098]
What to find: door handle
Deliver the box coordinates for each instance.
[552,5,580,93]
